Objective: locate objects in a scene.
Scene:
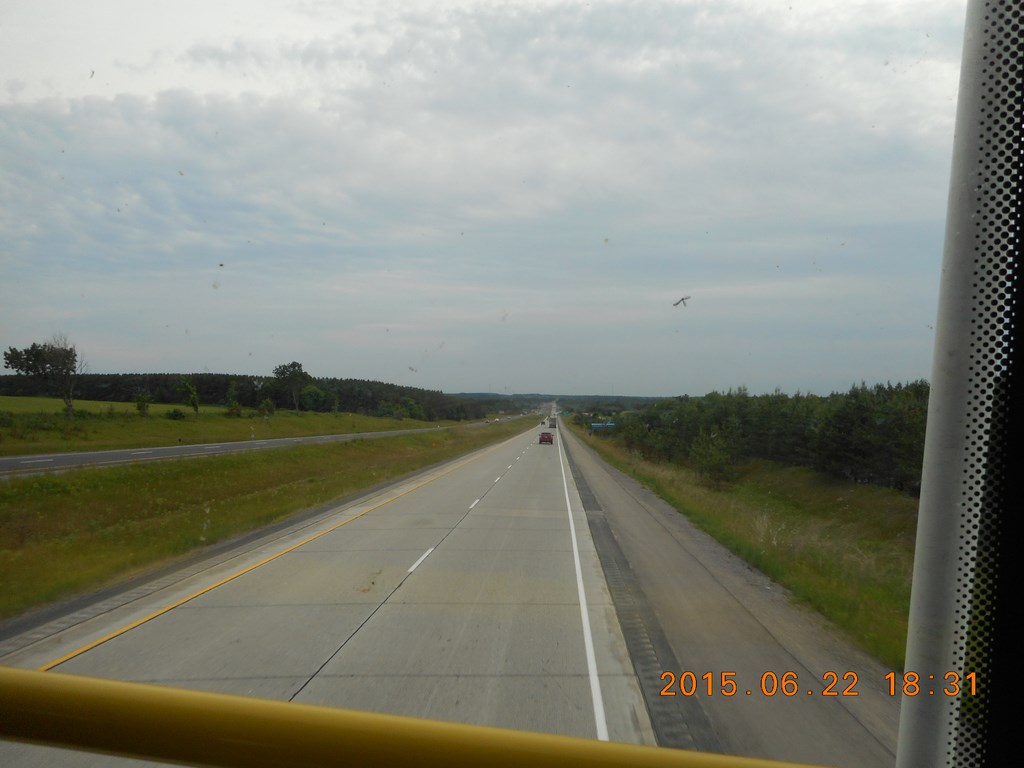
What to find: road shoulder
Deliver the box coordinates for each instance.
[561,427,900,767]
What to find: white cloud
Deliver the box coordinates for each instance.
[1,0,966,395]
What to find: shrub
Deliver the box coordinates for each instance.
[166,408,187,421]
[135,390,152,417]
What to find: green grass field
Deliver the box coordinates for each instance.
[568,422,916,670]
[0,414,533,619]
[0,395,473,456]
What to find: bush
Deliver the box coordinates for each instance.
[135,390,152,417]
[165,408,187,421]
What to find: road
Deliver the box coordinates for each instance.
[561,427,900,767]
[0,424,901,767]
[0,426,654,766]
[0,422,499,476]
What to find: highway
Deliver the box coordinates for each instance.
[563,429,900,767]
[0,426,654,766]
[0,423,490,477]
[0,423,900,767]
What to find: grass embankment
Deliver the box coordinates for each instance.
[0,417,532,620]
[569,423,916,670]
[0,396,468,456]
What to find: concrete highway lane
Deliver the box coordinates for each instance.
[0,428,655,766]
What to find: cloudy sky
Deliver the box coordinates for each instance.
[1,0,967,397]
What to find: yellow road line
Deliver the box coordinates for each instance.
[39,434,523,672]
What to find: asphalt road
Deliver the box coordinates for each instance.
[1,424,901,767]
[0,423,490,477]
[0,427,654,766]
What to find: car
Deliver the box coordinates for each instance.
[539,432,554,444]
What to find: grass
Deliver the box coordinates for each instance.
[0,395,476,456]
[0,416,532,620]
[568,422,916,670]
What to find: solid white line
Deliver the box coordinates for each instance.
[20,458,53,464]
[407,547,435,573]
[557,431,608,741]
[130,450,153,455]
[469,499,480,510]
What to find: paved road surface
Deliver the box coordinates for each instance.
[1,424,901,767]
[560,426,900,767]
[0,427,653,766]
[0,423,498,477]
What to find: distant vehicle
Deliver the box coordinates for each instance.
[539,432,554,444]
[548,418,557,428]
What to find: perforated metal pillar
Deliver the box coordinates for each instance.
[896,1,1022,766]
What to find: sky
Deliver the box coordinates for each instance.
[1,0,968,397]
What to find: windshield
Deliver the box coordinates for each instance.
[1,2,968,767]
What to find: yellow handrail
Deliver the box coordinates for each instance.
[0,666,824,768]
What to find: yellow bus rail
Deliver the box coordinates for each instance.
[0,666,824,768]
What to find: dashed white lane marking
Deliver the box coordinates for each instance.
[407,547,435,574]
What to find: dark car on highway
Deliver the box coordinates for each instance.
[539,432,554,444]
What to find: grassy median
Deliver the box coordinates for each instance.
[0,396,469,456]
[568,422,916,670]
[0,417,533,620]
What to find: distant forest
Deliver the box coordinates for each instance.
[0,372,509,422]
[0,361,932,494]
[573,382,930,495]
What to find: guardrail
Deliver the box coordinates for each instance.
[1,666,823,768]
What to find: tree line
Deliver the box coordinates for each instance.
[2,339,489,422]
[579,382,929,495]
[0,368,488,421]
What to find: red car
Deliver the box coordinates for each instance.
[539,432,554,444]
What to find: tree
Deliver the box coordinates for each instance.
[273,361,310,412]
[135,389,153,417]
[689,428,735,488]
[301,383,328,412]
[178,376,200,415]
[3,334,85,418]
[225,381,242,417]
